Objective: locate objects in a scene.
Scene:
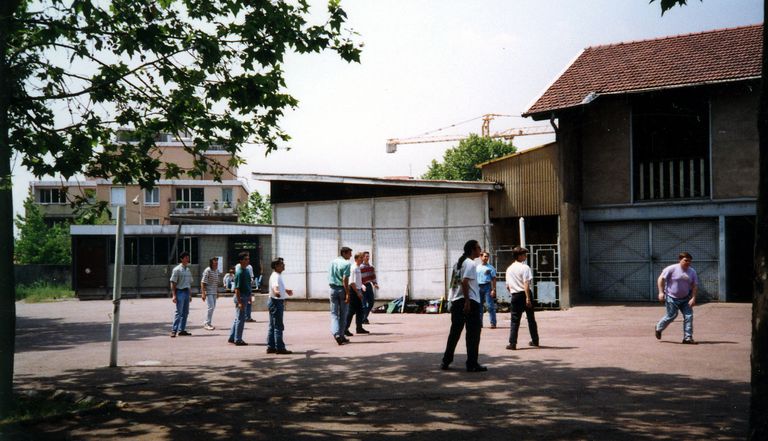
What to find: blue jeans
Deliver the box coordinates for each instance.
[245,301,253,320]
[362,282,376,321]
[267,298,286,350]
[479,283,496,327]
[172,289,190,332]
[345,289,365,332]
[656,295,693,339]
[330,285,348,338]
[203,291,217,326]
[229,297,247,342]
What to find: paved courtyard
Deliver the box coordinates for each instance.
[7,298,751,440]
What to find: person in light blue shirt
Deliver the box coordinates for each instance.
[476,251,498,328]
[328,247,352,345]
[228,252,252,346]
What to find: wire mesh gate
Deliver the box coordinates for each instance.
[494,243,560,309]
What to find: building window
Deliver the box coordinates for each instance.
[175,187,204,209]
[151,237,169,265]
[221,188,233,205]
[632,92,710,201]
[110,236,198,265]
[37,188,67,204]
[178,237,199,264]
[111,187,126,206]
[144,188,160,205]
[145,219,160,225]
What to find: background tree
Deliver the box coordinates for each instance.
[421,134,516,181]
[14,196,71,265]
[0,0,360,416]
[653,1,767,439]
[238,190,272,224]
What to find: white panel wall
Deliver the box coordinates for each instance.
[274,204,307,297]
[341,200,373,260]
[409,196,446,299]
[445,195,486,286]
[307,203,338,299]
[373,198,408,300]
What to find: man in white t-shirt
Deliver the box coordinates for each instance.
[344,252,369,335]
[267,257,293,354]
[505,246,539,350]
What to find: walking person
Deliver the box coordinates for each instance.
[345,252,369,336]
[505,246,539,350]
[228,252,252,346]
[441,239,486,372]
[200,257,221,331]
[267,257,293,354]
[655,252,699,344]
[169,251,193,338]
[360,251,379,324]
[476,251,498,328]
[328,247,352,345]
[236,257,256,323]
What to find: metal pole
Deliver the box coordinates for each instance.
[109,206,125,367]
[519,217,527,265]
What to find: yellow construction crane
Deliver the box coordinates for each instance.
[385,113,555,153]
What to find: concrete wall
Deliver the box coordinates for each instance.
[581,99,632,207]
[15,265,71,286]
[711,86,760,199]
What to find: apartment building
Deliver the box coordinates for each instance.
[29,132,249,225]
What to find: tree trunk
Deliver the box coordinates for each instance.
[750,3,768,439]
[0,0,17,418]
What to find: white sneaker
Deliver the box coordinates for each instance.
[204,324,215,331]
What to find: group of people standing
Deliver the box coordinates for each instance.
[169,251,294,354]
[328,247,379,345]
[168,240,699,370]
[440,240,699,373]
[440,240,540,372]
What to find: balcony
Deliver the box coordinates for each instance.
[635,157,709,202]
[169,200,238,217]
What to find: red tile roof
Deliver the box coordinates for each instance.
[524,24,763,118]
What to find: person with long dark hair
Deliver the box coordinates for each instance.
[441,239,487,372]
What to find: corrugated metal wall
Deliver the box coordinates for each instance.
[481,143,561,217]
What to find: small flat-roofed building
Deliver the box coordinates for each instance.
[254,173,499,301]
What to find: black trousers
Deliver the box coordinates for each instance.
[509,291,539,346]
[345,290,365,331]
[442,298,482,368]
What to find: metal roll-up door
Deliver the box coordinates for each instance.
[586,222,650,301]
[586,219,718,302]
[651,220,718,301]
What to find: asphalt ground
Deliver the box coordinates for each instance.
[7,297,751,440]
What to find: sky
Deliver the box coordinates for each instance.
[12,0,764,223]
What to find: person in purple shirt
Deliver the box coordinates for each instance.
[655,252,699,344]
